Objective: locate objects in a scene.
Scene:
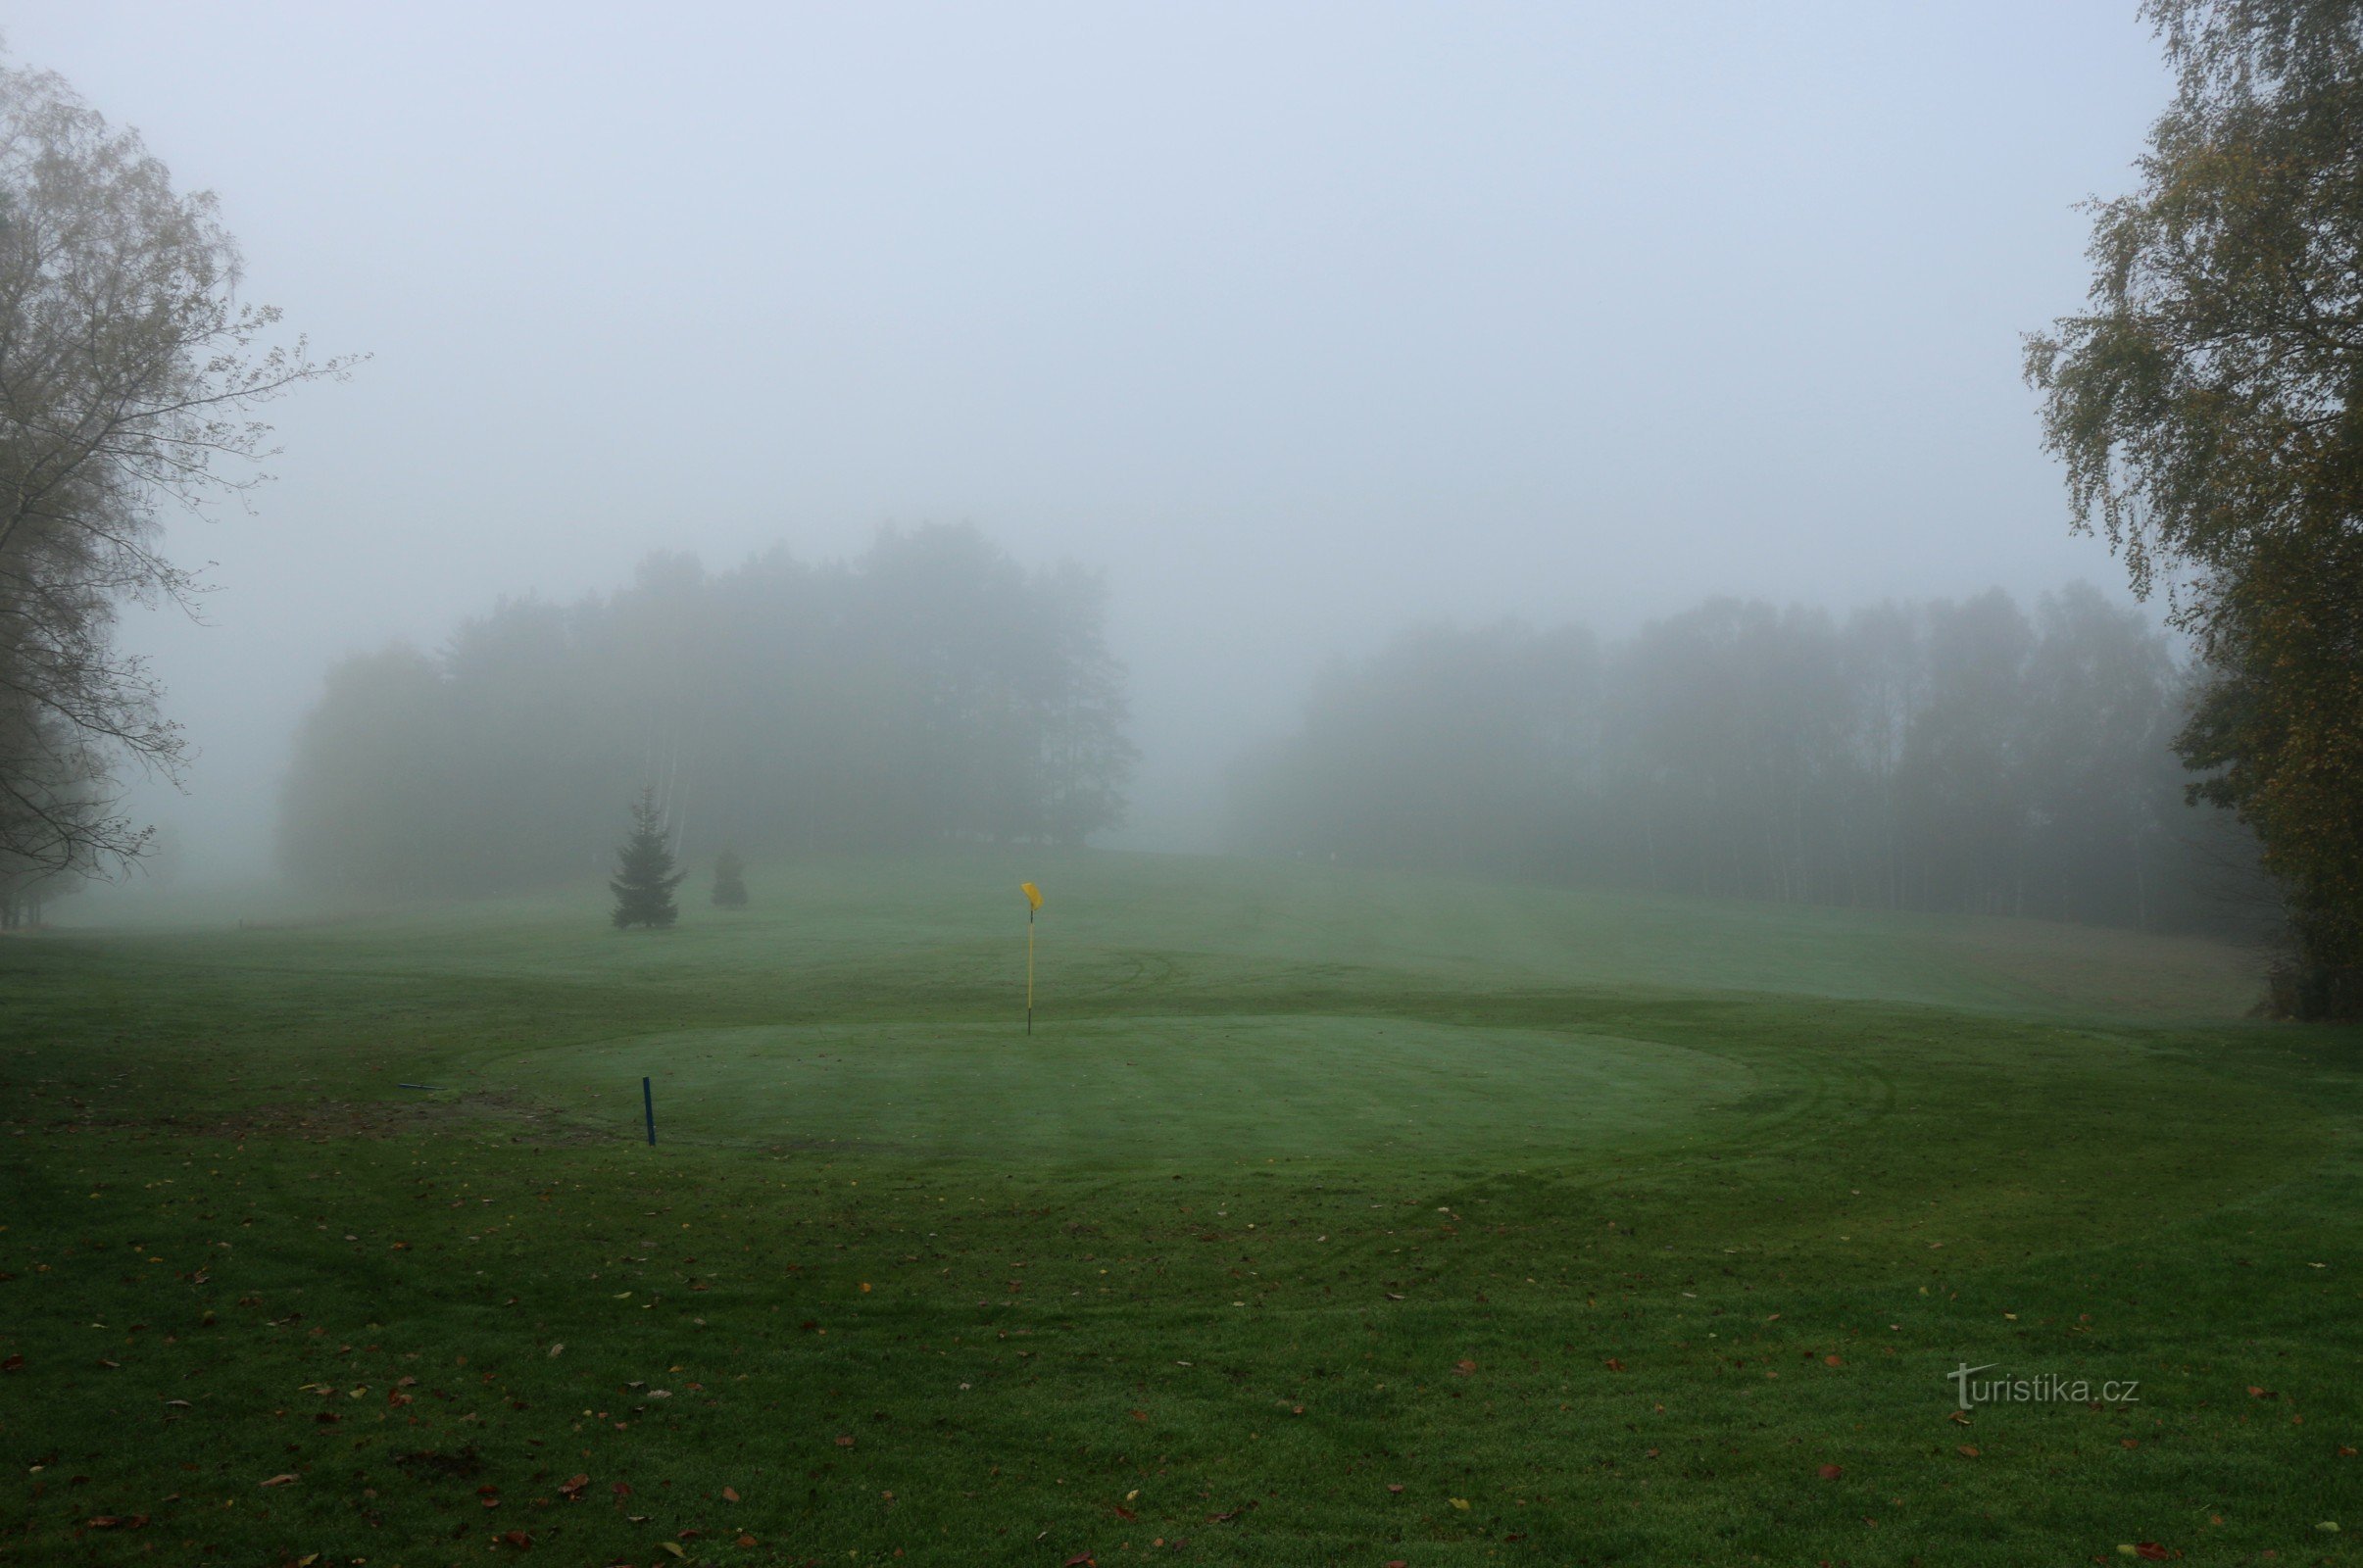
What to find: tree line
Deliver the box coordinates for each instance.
[1228,585,2264,935]
[277,525,1136,899]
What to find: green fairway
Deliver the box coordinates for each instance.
[4,852,2359,1566]
[514,1018,1751,1165]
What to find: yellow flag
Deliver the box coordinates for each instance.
[1020,881,1043,910]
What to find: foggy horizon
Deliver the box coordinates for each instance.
[9,1,2178,880]
[13,7,2363,1556]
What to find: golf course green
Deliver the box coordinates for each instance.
[3,850,2357,1565]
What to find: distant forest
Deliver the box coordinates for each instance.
[1228,585,2260,935]
[278,526,1135,897]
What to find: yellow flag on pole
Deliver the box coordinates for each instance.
[1020,881,1043,910]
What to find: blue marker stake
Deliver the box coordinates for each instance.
[642,1075,657,1146]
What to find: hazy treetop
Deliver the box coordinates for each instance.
[8,2,2175,867]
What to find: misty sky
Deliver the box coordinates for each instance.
[11,2,2171,869]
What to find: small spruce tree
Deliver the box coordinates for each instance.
[609,787,684,929]
[712,848,748,908]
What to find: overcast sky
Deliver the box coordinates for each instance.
[11,1,2171,869]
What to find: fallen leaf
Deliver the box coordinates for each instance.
[2135,1545,2170,1561]
[722,1486,740,1502]
[1956,1446,1980,1458]
[1604,1358,1626,1372]
[1450,1496,1471,1510]
[260,1473,298,1488]
[1817,1464,1843,1481]
[500,1530,531,1549]
[834,1435,855,1447]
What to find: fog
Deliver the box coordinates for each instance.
[8,1,2175,887]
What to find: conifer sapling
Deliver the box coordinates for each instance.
[712,848,748,908]
[610,787,685,929]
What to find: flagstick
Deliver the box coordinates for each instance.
[1017,882,1043,1034]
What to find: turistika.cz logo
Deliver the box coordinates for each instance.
[1947,1362,2140,1409]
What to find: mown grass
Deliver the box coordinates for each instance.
[3,850,2358,1566]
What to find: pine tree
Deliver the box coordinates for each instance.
[712,848,748,908]
[609,787,684,929]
